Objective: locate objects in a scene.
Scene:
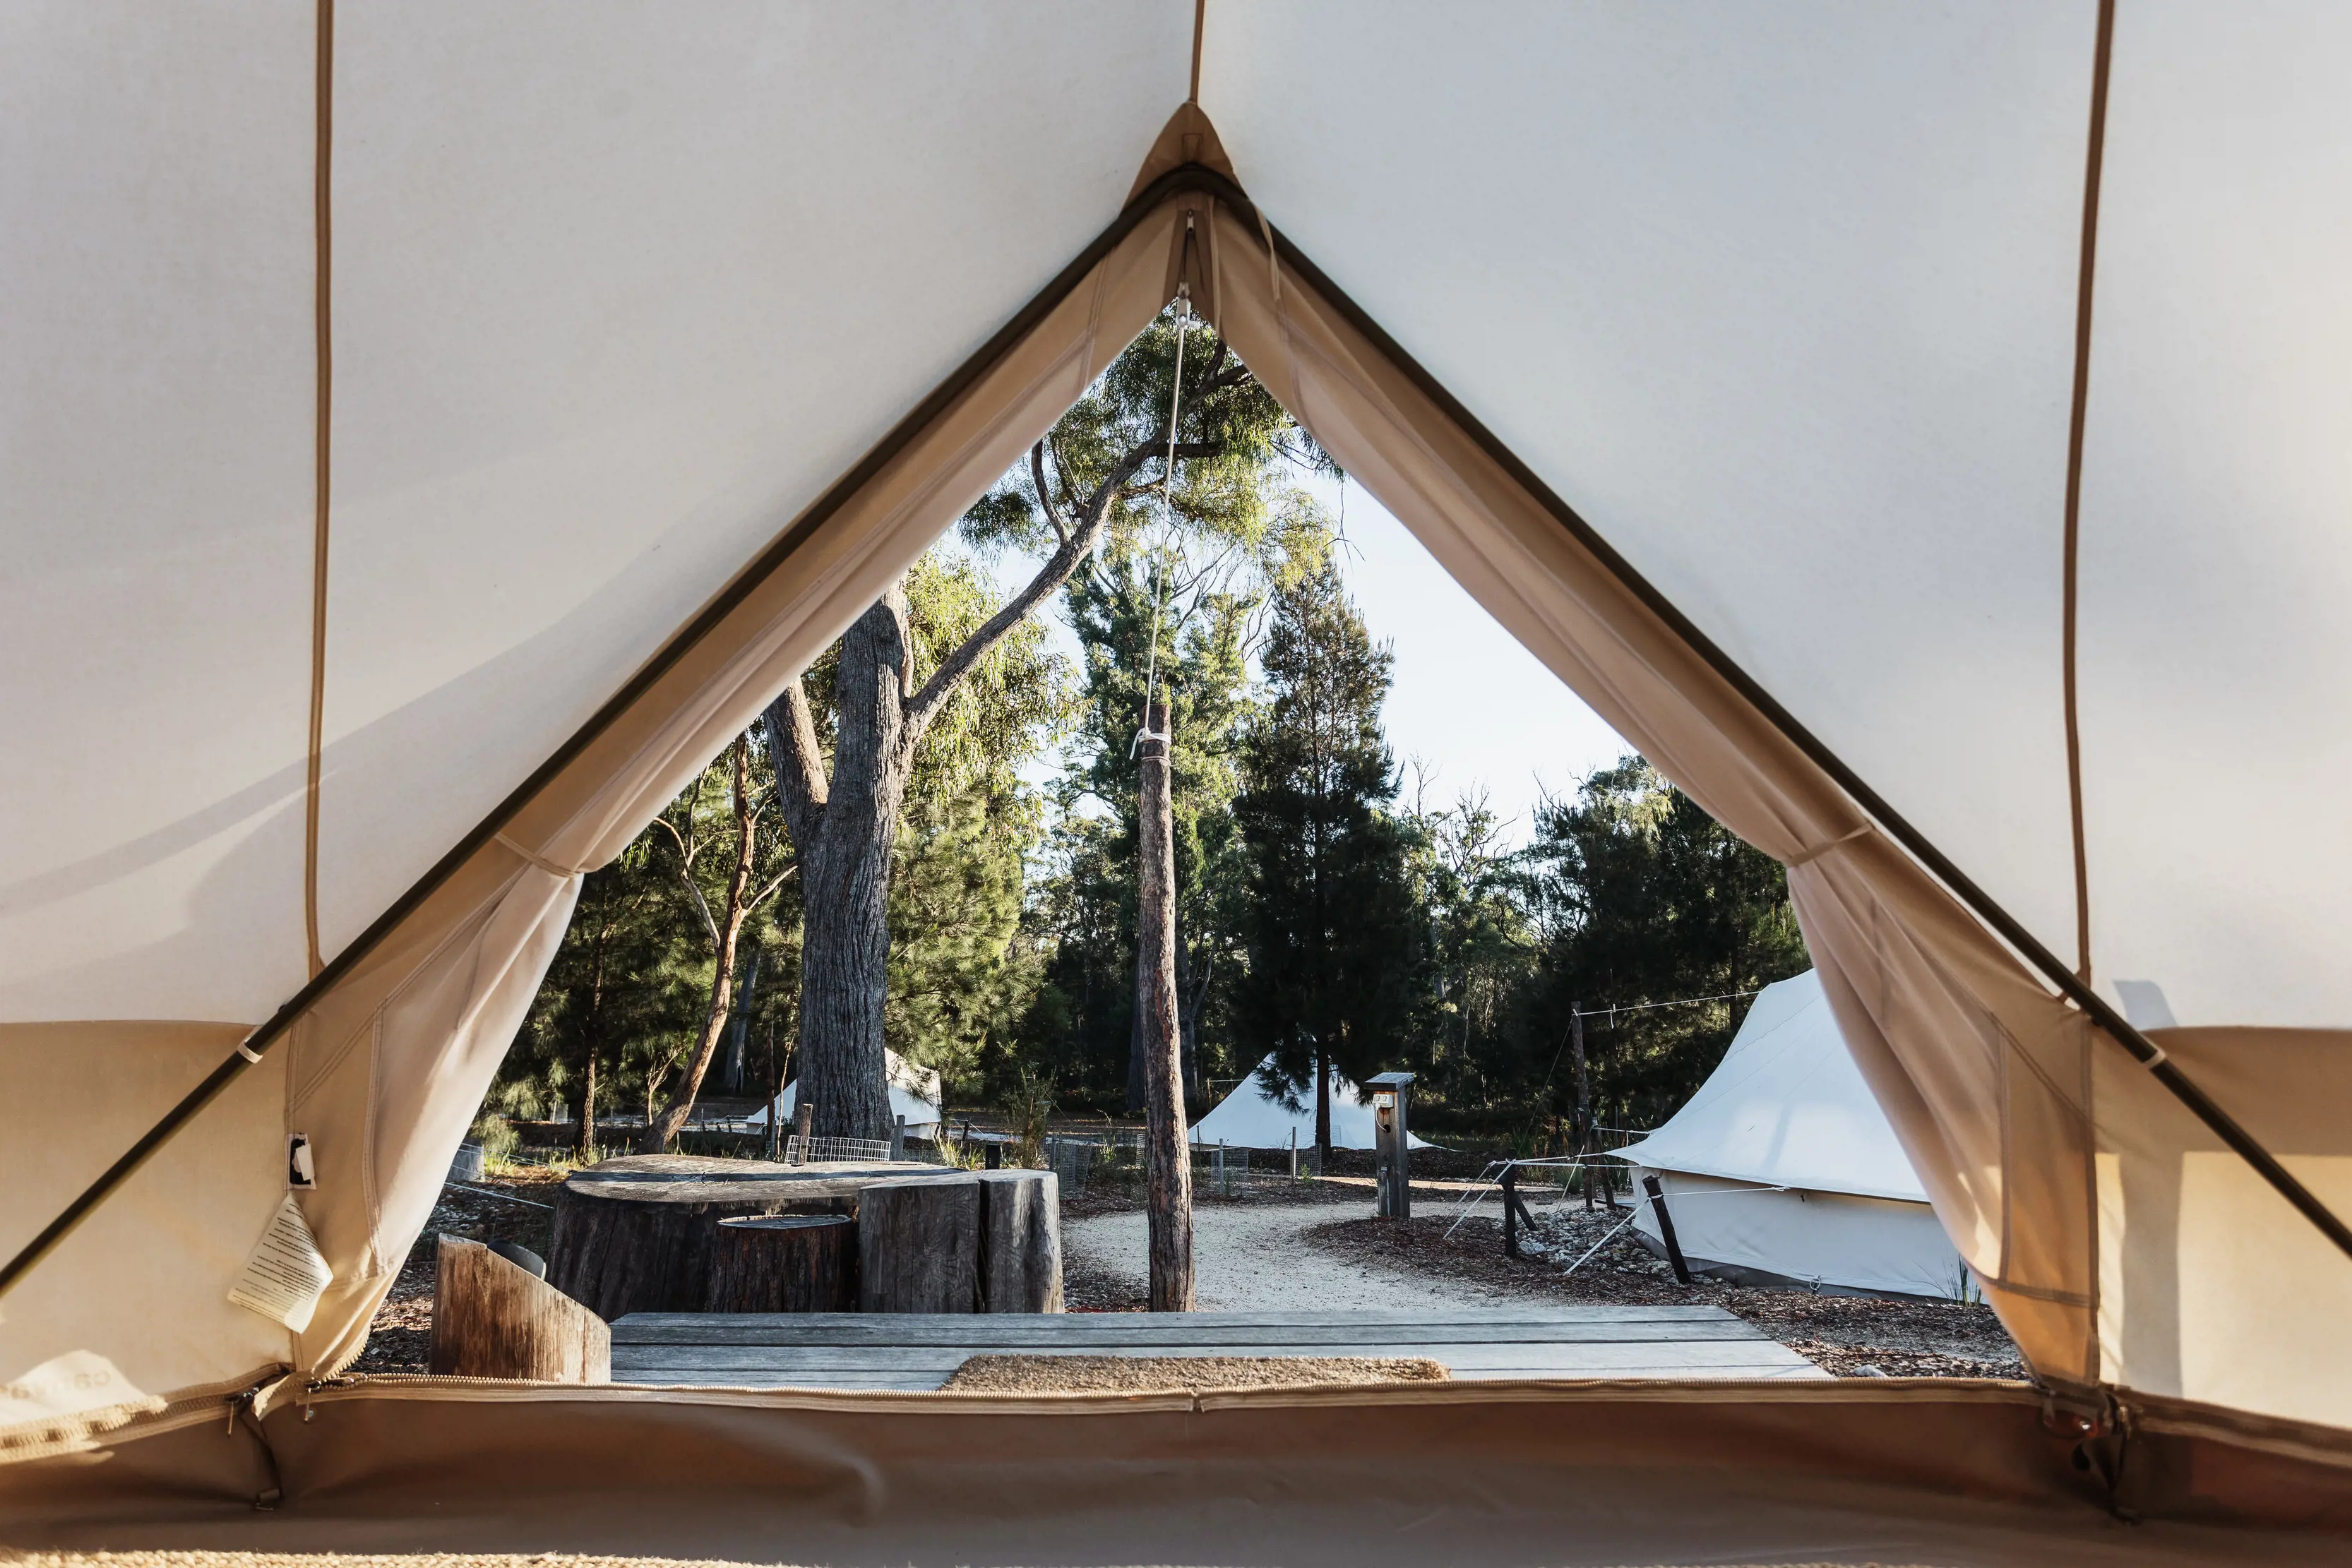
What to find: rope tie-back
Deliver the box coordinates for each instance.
[1784,822,1874,868]
[495,832,583,879]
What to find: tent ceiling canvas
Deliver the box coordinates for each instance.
[0,0,1193,1022]
[1202,1,2351,1031]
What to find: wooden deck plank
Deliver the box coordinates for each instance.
[602,1305,1828,1390]
[609,1307,1747,1347]
[616,1361,1827,1389]
[614,1339,1808,1372]
[607,1321,1768,1357]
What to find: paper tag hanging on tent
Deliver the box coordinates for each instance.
[228,1194,332,1332]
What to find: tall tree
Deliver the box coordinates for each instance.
[639,732,799,1151]
[768,308,1306,1139]
[1404,780,1539,1115]
[1516,756,1810,1131]
[1231,555,1424,1163]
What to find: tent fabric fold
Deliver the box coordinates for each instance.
[1202,200,2352,1425]
[1,191,1200,1457]
[5,1378,2352,1557]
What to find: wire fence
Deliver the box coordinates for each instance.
[783,1134,892,1165]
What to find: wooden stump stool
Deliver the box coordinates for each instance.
[702,1215,858,1312]
[977,1168,1064,1312]
[550,1154,899,1319]
[431,1235,610,1382]
[858,1175,981,1312]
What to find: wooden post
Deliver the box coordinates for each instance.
[1501,1165,1520,1259]
[1572,1003,1593,1211]
[1136,698,1193,1312]
[857,1175,981,1312]
[975,1169,1064,1312]
[1289,1127,1299,1180]
[1642,1173,1694,1285]
[890,1113,907,1162]
[702,1215,857,1312]
[793,1099,814,1165]
[431,1235,609,1382]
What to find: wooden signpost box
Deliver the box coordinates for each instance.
[1368,1070,1414,1220]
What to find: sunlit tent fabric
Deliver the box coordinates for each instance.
[1614,971,1967,1299]
[5,0,2352,1538]
[761,1049,942,1137]
[1189,1054,1432,1153]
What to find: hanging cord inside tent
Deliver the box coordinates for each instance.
[1132,289,1190,757]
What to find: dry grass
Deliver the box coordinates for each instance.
[941,1353,1449,1392]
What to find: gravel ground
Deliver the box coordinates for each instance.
[941,1354,1447,1392]
[1063,1192,1508,1314]
[1063,1183,2022,1378]
[1308,1198,2024,1377]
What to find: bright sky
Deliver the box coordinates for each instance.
[1299,472,1632,845]
[950,472,1633,845]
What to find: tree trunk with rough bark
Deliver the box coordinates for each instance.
[772,590,914,1143]
[1315,1039,1332,1173]
[763,435,1181,1144]
[1137,700,1193,1312]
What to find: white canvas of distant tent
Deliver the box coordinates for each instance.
[1190,1055,1433,1152]
[1608,969,1972,1301]
[751,1046,943,1137]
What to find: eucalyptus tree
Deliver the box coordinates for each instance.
[768,309,1315,1139]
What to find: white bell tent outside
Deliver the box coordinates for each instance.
[6,2,2352,1557]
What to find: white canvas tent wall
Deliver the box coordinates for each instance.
[1189,1054,1432,1153]
[760,1048,942,1137]
[5,0,2351,1547]
[1615,971,1967,1299]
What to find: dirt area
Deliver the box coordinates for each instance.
[941,1353,1447,1392]
[1063,1180,2022,1379]
[347,1168,566,1376]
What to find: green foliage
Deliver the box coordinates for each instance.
[1401,782,1541,1109]
[494,312,1808,1157]
[1229,556,1427,1118]
[1512,757,1811,1132]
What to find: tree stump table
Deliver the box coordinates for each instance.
[550,1154,1063,1319]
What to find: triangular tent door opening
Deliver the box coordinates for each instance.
[8,8,2352,1536]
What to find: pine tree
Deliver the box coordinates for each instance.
[1230,554,1424,1162]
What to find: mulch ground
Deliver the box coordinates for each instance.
[941,1354,1447,1392]
[1306,1202,2024,1379]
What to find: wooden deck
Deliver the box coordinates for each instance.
[609,1307,1828,1389]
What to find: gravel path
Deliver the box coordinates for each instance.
[1064,1199,1512,1313]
